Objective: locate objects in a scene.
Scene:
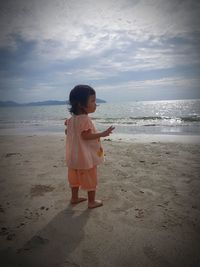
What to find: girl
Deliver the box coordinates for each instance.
[65,85,114,209]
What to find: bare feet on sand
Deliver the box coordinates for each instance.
[70,197,87,205]
[88,200,103,209]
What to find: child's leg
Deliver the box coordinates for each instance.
[88,190,103,209]
[76,167,102,208]
[68,168,86,204]
[70,187,87,204]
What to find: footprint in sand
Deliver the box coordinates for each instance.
[135,208,145,218]
[121,163,132,167]
[6,233,16,240]
[30,184,55,197]
[114,169,128,178]
[16,222,26,228]
[23,206,50,221]
[0,227,9,236]
[0,205,5,213]
[5,152,21,158]
[0,227,16,241]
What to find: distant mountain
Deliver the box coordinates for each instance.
[0,101,21,107]
[0,99,106,107]
[96,98,106,103]
[23,100,67,106]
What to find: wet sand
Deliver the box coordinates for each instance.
[0,135,200,267]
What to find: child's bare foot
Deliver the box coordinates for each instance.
[88,200,103,209]
[71,197,87,205]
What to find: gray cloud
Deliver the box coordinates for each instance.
[0,0,200,102]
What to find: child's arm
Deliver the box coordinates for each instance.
[81,126,115,140]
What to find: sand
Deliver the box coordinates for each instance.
[0,134,200,267]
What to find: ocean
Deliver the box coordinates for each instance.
[0,99,200,138]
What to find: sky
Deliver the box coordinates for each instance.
[0,0,200,103]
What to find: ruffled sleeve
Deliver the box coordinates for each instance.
[79,115,93,133]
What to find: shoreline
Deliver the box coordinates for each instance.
[0,130,200,143]
[0,135,200,266]
[111,133,200,143]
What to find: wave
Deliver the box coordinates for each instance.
[129,116,163,120]
[180,115,200,122]
[92,115,200,127]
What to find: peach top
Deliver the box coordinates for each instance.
[65,114,104,169]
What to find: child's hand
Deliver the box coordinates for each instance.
[101,126,115,137]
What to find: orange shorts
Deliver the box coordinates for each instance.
[68,166,97,191]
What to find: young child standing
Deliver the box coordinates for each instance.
[65,85,114,209]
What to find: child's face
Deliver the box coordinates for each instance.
[85,94,96,114]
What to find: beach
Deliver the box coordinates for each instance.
[0,134,200,267]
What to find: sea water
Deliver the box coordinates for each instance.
[0,99,200,137]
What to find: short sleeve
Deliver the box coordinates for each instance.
[79,116,93,133]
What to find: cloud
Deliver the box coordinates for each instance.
[94,76,200,102]
[1,0,199,47]
[96,76,200,91]
[0,0,200,102]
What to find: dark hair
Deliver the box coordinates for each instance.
[68,85,96,115]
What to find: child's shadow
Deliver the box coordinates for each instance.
[19,204,90,267]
